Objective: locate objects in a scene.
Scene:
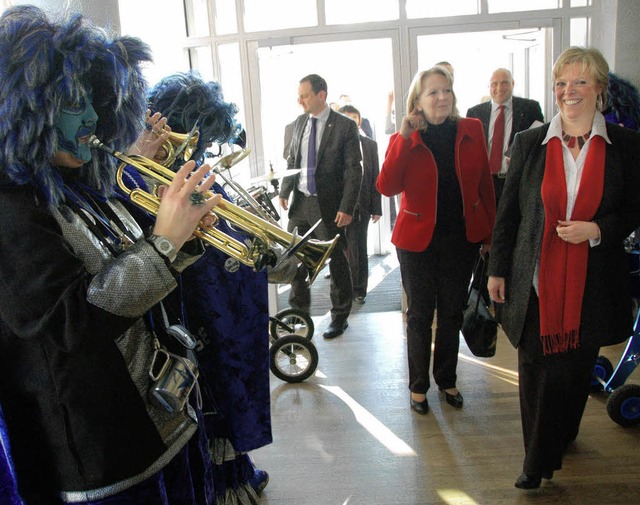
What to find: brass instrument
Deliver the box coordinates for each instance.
[154,126,200,167]
[90,136,336,284]
[209,151,281,225]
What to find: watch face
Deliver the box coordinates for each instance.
[151,235,177,262]
[158,239,172,255]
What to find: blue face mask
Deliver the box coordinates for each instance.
[55,93,99,162]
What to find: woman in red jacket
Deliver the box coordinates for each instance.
[377,66,495,414]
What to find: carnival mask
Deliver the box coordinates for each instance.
[55,92,98,162]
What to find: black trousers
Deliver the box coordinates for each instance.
[287,196,352,322]
[398,230,477,393]
[345,209,370,298]
[518,292,600,476]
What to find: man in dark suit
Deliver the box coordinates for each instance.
[466,68,544,202]
[338,104,382,305]
[279,74,362,339]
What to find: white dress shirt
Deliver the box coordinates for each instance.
[298,105,330,196]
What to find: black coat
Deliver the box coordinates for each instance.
[466,96,544,150]
[356,134,382,218]
[488,121,640,348]
[281,109,362,229]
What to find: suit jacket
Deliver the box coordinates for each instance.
[488,122,640,349]
[466,96,544,150]
[356,134,382,218]
[281,109,362,229]
[377,118,496,252]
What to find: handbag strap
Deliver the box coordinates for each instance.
[469,254,487,313]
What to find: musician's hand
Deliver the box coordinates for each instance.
[279,197,289,211]
[127,110,171,158]
[154,161,222,249]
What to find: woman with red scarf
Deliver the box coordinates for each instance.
[488,47,640,489]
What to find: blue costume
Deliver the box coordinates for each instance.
[0,7,242,505]
[146,72,273,502]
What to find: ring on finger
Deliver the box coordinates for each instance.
[190,191,207,206]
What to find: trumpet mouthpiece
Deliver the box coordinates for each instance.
[89,136,115,155]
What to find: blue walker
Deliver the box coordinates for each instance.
[592,249,640,426]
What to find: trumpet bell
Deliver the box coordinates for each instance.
[155,128,200,167]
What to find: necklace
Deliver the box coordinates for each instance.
[562,129,592,149]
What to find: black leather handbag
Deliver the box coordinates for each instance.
[461,255,498,358]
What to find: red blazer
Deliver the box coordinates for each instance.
[377,118,495,252]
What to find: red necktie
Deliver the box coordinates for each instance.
[489,105,505,174]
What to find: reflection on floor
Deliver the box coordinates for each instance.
[277,253,402,316]
[254,310,640,505]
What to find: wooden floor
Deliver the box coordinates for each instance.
[254,308,640,504]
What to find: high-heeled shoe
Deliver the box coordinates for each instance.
[410,396,429,415]
[439,388,463,408]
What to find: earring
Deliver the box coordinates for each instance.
[596,95,603,111]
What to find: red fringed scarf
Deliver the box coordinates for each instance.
[538,136,605,355]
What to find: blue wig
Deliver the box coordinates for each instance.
[604,72,640,131]
[0,5,152,207]
[147,71,242,165]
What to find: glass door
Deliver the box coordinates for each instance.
[253,34,398,256]
[410,21,558,121]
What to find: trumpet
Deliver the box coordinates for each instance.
[90,136,337,284]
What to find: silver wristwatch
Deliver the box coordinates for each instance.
[148,234,178,263]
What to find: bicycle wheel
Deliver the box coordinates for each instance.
[270,308,314,341]
[269,334,319,383]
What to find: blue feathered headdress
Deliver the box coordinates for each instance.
[604,72,640,131]
[147,71,242,165]
[0,5,152,207]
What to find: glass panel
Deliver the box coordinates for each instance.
[416,28,548,120]
[257,38,393,171]
[243,0,317,32]
[488,0,560,13]
[189,46,214,81]
[406,0,478,18]
[570,17,589,46]
[218,43,245,137]
[119,0,189,86]
[325,0,398,24]
[571,0,591,6]
[214,0,238,35]
[188,0,210,37]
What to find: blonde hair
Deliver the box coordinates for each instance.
[553,47,609,111]
[405,66,459,130]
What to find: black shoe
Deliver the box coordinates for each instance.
[354,295,366,304]
[439,388,464,408]
[514,473,541,489]
[410,397,429,415]
[323,319,348,339]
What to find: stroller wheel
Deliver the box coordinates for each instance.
[270,334,318,383]
[607,384,640,427]
[591,355,613,391]
[270,308,314,341]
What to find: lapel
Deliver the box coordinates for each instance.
[479,102,491,138]
[317,109,335,166]
[510,97,523,145]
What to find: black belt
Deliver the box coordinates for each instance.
[493,173,507,179]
